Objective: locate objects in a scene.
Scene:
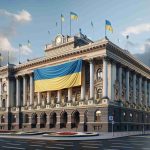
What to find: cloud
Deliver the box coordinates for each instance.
[0,9,32,65]
[134,39,150,67]
[0,9,32,23]
[122,23,150,36]
[0,51,18,65]
[20,45,32,55]
[0,36,15,51]
[126,41,136,48]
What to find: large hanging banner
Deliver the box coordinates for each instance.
[34,59,82,92]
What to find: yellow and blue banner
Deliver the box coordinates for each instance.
[70,12,78,20]
[34,59,82,92]
[105,20,113,32]
[61,14,65,22]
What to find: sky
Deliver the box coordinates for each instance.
[0,0,150,66]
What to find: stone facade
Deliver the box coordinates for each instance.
[0,33,150,132]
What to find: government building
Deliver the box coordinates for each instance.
[0,32,150,132]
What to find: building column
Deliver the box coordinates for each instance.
[118,65,122,100]
[16,76,20,107]
[108,61,116,100]
[57,90,61,103]
[23,75,27,106]
[81,63,85,100]
[139,76,142,104]
[10,80,15,107]
[37,92,41,105]
[47,91,51,104]
[89,59,94,99]
[112,62,116,100]
[148,82,150,106]
[0,79,2,107]
[29,73,34,105]
[102,58,108,98]
[126,69,129,101]
[68,88,72,102]
[7,77,11,108]
[133,73,137,103]
[144,79,147,106]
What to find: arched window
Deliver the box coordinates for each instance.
[95,110,101,122]
[2,83,7,92]
[12,114,16,123]
[24,114,29,123]
[31,113,37,128]
[97,88,102,99]
[71,110,80,128]
[60,111,68,128]
[97,68,103,80]
[50,112,57,128]
[1,115,5,123]
[2,99,5,108]
[40,112,47,128]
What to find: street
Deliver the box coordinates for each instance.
[0,135,149,150]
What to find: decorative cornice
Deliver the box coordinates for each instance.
[0,38,149,81]
[107,41,150,75]
[14,38,108,71]
[45,40,75,52]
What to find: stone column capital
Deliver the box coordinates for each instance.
[29,72,34,77]
[15,75,20,79]
[88,58,94,64]
[22,74,27,78]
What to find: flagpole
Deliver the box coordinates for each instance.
[105,21,106,38]
[70,13,71,36]
[0,53,1,67]
[7,50,9,65]
[61,15,62,34]
[19,45,21,64]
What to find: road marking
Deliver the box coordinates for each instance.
[111,146,133,149]
[30,145,43,147]
[82,146,99,149]
[7,143,21,146]
[142,148,150,150]
[132,143,143,145]
[81,141,100,143]
[56,142,74,145]
[80,143,101,146]
[56,143,74,147]
[104,149,120,150]
[16,141,28,144]
[2,146,25,150]
[111,142,124,144]
[46,146,64,149]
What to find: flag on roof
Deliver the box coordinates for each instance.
[70,12,78,20]
[105,20,113,32]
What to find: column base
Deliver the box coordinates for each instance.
[102,97,109,104]
[37,104,41,110]
[56,104,60,108]
[79,101,84,106]
[46,105,50,109]
[67,102,72,107]
[88,99,94,105]
[16,107,20,112]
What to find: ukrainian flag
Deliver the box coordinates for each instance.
[70,12,78,20]
[105,20,113,32]
[61,14,65,22]
[34,59,82,92]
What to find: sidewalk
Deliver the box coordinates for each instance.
[0,131,149,141]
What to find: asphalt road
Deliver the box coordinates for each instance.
[0,135,149,150]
